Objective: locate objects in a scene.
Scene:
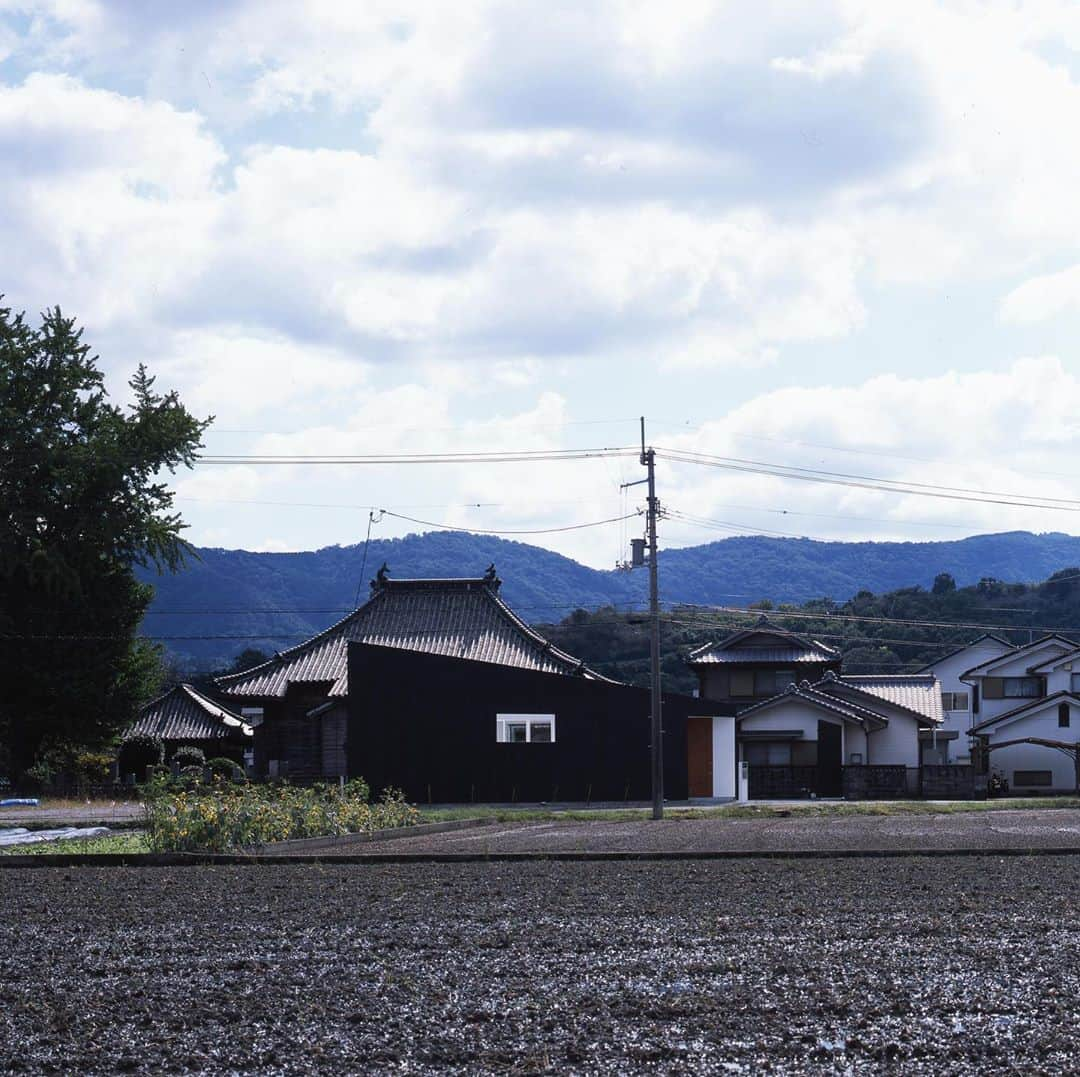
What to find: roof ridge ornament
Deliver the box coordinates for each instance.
[371,563,390,593]
[483,563,500,591]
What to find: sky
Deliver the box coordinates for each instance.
[4,0,1080,571]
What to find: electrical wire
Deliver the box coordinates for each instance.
[196,447,637,465]
[658,447,1080,512]
[377,508,642,536]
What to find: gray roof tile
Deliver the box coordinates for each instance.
[217,576,610,699]
[130,684,252,742]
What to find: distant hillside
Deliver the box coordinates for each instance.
[541,565,1080,694]
[138,529,1080,669]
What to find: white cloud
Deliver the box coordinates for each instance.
[1000,264,1080,324]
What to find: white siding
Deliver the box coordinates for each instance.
[923,638,1012,760]
[711,716,736,798]
[964,641,1074,729]
[982,698,1079,792]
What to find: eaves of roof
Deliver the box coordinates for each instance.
[959,634,1079,681]
[969,690,1080,734]
[736,684,887,730]
[916,634,1013,673]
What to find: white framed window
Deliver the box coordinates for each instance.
[496,714,556,744]
[941,691,969,712]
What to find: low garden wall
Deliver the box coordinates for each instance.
[842,765,908,800]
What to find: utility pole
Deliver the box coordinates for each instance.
[642,417,663,820]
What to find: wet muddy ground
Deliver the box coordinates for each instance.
[3,856,1079,1073]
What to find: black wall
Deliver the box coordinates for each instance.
[347,643,708,803]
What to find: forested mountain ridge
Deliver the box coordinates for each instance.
[139,529,1080,669]
[539,568,1080,694]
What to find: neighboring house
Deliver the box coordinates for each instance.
[687,622,842,705]
[919,634,1014,762]
[128,683,253,764]
[347,642,711,803]
[216,567,615,781]
[689,621,946,799]
[960,633,1080,792]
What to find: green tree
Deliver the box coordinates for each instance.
[0,303,210,780]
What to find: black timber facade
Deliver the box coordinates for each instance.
[347,642,709,803]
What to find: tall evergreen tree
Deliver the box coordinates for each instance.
[0,302,211,779]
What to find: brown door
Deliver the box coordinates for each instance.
[687,717,713,797]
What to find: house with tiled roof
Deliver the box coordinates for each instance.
[216,566,616,781]
[128,683,253,764]
[687,621,946,799]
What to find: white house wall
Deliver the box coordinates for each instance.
[981,699,1080,792]
[962,641,1074,728]
[821,689,924,768]
[924,639,1012,760]
[738,702,844,757]
[973,641,1072,678]
[711,716,736,798]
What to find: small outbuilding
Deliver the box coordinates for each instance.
[127,683,253,763]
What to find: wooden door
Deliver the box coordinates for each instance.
[687,717,713,797]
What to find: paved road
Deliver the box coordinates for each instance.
[350,807,1080,855]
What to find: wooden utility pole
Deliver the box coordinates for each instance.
[641,417,663,820]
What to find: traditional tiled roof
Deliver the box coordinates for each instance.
[217,571,611,700]
[736,682,888,729]
[129,684,253,742]
[686,621,840,667]
[820,673,944,725]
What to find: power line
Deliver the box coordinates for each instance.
[659,447,1080,512]
[195,447,636,465]
[377,508,641,536]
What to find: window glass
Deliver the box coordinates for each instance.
[730,671,754,697]
[754,670,775,696]
[1072,673,1080,694]
[775,670,796,690]
[1002,677,1042,698]
[1059,703,1070,728]
[497,714,556,743]
[744,742,791,765]
[1014,770,1052,787]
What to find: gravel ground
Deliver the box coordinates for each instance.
[2,857,1079,1074]
[317,807,1080,856]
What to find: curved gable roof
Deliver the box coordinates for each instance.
[217,574,611,699]
[131,684,252,742]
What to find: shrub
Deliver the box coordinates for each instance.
[206,756,244,781]
[142,780,420,852]
[171,745,206,769]
[75,752,113,783]
[119,733,164,778]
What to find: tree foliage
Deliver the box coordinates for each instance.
[0,303,210,778]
